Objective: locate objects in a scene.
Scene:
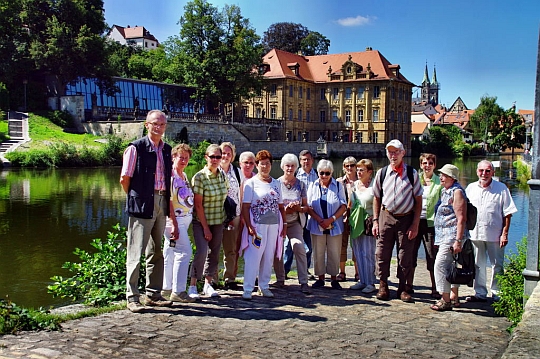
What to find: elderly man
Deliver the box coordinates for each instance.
[465,160,517,302]
[372,140,423,302]
[120,110,173,312]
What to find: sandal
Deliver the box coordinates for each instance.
[336,272,347,282]
[430,299,453,311]
[450,298,460,308]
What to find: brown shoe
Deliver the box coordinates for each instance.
[376,280,389,301]
[400,291,414,303]
[144,295,173,307]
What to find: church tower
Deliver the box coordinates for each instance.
[420,63,439,106]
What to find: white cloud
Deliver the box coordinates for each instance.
[336,15,375,27]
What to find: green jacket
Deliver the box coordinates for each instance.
[420,172,442,227]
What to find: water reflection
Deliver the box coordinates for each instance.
[0,155,529,308]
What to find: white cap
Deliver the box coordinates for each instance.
[386,139,404,150]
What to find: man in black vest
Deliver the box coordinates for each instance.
[120,110,173,312]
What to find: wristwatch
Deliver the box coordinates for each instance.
[456,238,463,243]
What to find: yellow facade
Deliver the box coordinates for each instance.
[241,49,414,147]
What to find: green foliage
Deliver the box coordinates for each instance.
[469,96,504,145]
[263,22,330,55]
[300,31,330,55]
[493,237,527,329]
[0,118,9,142]
[48,110,74,128]
[189,140,211,166]
[174,0,264,108]
[48,224,142,307]
[0,298,61,334]
[492,107,526,153]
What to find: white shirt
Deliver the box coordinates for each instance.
[465,179,518,242]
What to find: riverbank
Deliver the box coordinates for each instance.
[0,262,513,358]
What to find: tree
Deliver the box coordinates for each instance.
[21,0,116,100]
[262,22,330,55]
[300,31,330,56]
[492,106,526,155]
[172,0,264,112]
[469,96,504,147]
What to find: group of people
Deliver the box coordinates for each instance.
[120,110,517,313]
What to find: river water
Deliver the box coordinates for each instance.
[0,155,530,308]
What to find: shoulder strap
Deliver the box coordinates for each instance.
[233,165,241,184]
[406,165,415,188]
[379,165,388,199]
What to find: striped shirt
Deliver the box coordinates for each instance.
[191,166,228,225]
[373,163,423,214]
[121,137,166,191]
[296,168,318,188]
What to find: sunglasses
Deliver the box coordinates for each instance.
[207,155,222,160]
[319,171,331,176]
[478,169,491,173]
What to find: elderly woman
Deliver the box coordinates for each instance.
[220,142,242,290]
[239,151,256,181]
[241,150,286,300]
[188,144,228,299]
[431,164,468,311]
[412,153,443,298]
[337,156,358,282]
[162,144,196,303]
[306,159,347,289]
[272,153,310,293]
[349,159,378,293]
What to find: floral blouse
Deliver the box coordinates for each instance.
[242,176,283,224]
[170,170,194,217]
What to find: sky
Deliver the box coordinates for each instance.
[104,0,540,111]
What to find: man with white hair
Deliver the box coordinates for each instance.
[465,160,517,302]
[372,139,423,302]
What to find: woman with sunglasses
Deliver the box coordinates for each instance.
[336,156,358,282]
[306,160,347,289]
[412,153,443,299]
[188,144,228,299]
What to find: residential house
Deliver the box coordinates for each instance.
[107,25,159,49]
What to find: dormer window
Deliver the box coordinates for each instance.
[287,62,300,76]
[347,66,352,74]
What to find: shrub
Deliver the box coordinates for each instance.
[493,237,527,329]
[48,110,75,128]
[48,224,144,307]
[0,298,61,334]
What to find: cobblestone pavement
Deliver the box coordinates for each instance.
[0,262,509,359]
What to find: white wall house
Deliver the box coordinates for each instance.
[107,25,159,49]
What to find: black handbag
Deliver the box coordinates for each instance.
[446,239,475,286]
[364,215,374,236]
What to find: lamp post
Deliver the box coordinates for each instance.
[23,79,28,112]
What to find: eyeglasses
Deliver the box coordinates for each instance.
[344,164,355,168]
[387,150,401,156]
[207,155,222,160]
[421,162,434,166]
[174,156,189,161]
[147,122,166,128]
[319,171,331,176]
[356,168,366,172]
[478,169,491,173]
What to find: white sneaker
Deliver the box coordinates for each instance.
[258,288,274,298]
[203,283,219,297]
[350,281,366,290]
[188,285,200,300]
[362,284,377,293]
[242,290,252,300]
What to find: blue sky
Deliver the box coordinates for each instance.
[104,0,540,111]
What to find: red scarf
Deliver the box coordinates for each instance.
[392,162,404,178]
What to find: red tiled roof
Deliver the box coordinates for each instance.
[262,48,414,85]
[111,25,158,43]
[412,122,428,135]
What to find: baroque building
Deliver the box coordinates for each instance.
[241,47,414,146]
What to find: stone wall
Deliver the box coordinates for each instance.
[81,119,388,159]
[501,281,540,358]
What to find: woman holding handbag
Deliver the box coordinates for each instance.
[348,159,377,293]
[431,164,469,311]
